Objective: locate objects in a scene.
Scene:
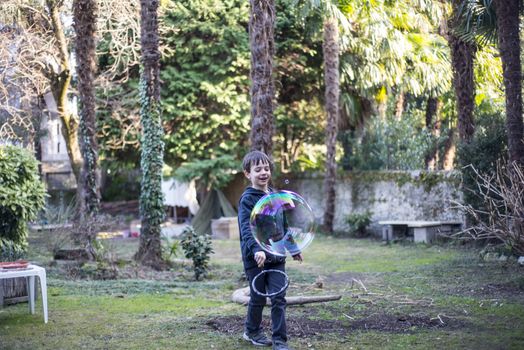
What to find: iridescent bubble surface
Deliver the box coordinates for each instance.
[250,190,315,257]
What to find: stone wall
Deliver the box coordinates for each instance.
[286,171,463,234]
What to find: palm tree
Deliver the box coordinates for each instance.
[493,0,524,165]
[299,0,349,233]
[135,0,165,269]
[73,0,100,216]
[249,0,276,154]
[448,0,476,145]
[454,0,524,165]
[323,15,340,233]
[337,0,451,170]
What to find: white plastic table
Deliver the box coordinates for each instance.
[0,264,48,323]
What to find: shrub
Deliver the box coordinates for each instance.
[457,112,507,214]
[180,226,214,280]
[346,211,373,237]
[349,115,432,170]
[41,198,76,255]
[161,235,180,261]
[0,146,46,261]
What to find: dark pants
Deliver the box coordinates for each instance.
[244,263,287,343]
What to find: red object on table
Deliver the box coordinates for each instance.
[0,260,29,269]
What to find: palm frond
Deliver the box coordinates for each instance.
[453,0,497,47]
[295,0,353,33]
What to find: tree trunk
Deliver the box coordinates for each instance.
[493,0,524,166]
[425,96,441,170]
[394,90,405,120]
[73,0,101,216]
[448,0,476,145]
[136,0,165,269]
[441,128,456,170]
[249,0,276,155]
[322,18,339,233]
[46,0,84,213]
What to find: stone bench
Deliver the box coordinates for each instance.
[29,223,73,231]
[379,220,462,243]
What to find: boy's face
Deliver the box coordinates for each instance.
[244,160,271,191]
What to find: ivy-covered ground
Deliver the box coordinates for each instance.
[1,231,524,349]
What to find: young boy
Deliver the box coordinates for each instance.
[238,150,303,350]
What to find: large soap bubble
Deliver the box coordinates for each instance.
[250,190,315,257]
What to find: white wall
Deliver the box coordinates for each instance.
[288,171,463,234]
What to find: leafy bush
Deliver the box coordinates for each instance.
[349,115,432,170]
[346,211,373,237]
[457,112,507,213]
[0,146,46,261]
[174,155,238,190]
[180,226,214,280]
[160,0,251,166]
[161,235,180,261]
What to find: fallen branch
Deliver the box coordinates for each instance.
[343,313,354,320]
[437,314,444,324]
[351,278,368,293]
[231,287,341,306]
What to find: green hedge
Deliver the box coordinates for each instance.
[0,146,46,261]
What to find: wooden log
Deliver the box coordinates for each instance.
[231,287,341,305]
[3,295,29,305]
[54,248,91,261]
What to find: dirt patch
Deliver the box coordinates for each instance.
[205,312,465,337]
[476,282,524,297]
[206,315,346,338]
[347,313,463,332]
[449,281,524,300]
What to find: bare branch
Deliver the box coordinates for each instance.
[450,161,524,255]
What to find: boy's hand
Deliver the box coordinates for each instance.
[254,251,266,267]
[292,253,303,263]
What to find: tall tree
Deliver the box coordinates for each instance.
[300,0,349,232]
[135,0,165,268]
[45,0,85,209]
[424,96,442,170]
[454,0,523,165]
[322,16,340,233]
[73,0,100,216]
[335,0,451,171]
[249,0,276,154]
[448,0,476,144]
[493,0,524,165]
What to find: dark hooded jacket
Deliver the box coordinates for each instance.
[238,186,286,270]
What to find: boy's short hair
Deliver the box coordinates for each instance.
[242,150,274,173]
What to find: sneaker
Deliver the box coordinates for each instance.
[243,332,272,346]
[272,341,290,350]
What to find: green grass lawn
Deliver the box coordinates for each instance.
[1,232,524,350]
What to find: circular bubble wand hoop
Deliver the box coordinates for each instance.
[251,269,289,297]
[249,190,315,297]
